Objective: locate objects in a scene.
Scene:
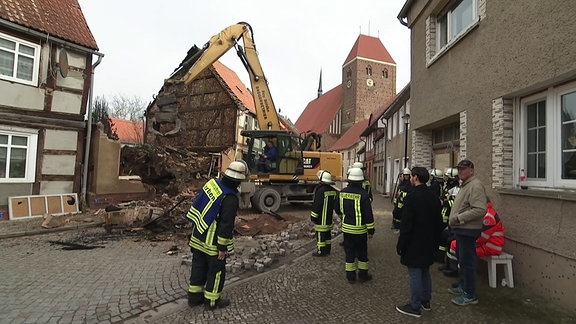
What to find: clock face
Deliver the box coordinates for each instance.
[366,78,374,87]
[346,80,352,88]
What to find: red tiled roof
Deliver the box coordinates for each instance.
[212,61,256,114]
[343,34,395,66]
[329,119,369,151]
[0,0,98,50]
[295,85,343,134]
[110,117,143,144]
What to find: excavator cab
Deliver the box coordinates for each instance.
[241,130,304,181]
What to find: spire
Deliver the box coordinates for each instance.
[317,68,323,98]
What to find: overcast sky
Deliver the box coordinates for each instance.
[78,0,410,122]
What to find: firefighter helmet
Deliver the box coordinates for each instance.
[352,162,364,169]
[317,170,335,184]
[402,168,411,175]
[347,168,364,181]
[444,167,458,178]
[224,160,248,180]
[429,168,444,177]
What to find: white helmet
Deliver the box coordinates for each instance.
[402,168,411,175]
[444,167,458,178]
[224,160,247,180]
[317,170,335,184]
[352,162,364,169]
[430,168,444,177]
[347,167,364,181]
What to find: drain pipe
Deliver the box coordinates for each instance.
[80,53,105,211]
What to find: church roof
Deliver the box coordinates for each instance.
[329,119,369,151]
[294,85,343,134]
[343,34,395,66]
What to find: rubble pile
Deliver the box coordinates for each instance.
[119,144,214,197]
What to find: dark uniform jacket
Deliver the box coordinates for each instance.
[396,184,443,267]
[336,183,375,235]
[187,179,239,256]
[310,183,337,232]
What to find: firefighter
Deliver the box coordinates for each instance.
[186,160,248,310]
[437,168,460,272]
[429,168,445,198]
[392,168,412,233]
[352,161,373,202]
[310,170,338,257]
[336,167,375,283]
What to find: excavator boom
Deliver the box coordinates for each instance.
[169,22,280,131]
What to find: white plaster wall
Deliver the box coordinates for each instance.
[0,82,45,110]
[44,130,78,150]
[51,91,82,114]
[40,181,74,194]
[41,155,75,175]
[56,49,87,89]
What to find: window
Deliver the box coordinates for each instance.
[0,32,40,86]
[0,129,38,183]
[366,66,372,76]
[518,81,576,189]
[437,0,477,52]
[383,69,388,79]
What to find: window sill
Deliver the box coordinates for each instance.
[427,19,481,68]
[498,188,576,202]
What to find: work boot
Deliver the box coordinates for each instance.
[205,298,231,310]
[187,292,203,308]
[311,251,327,257]
[358,273,373,283]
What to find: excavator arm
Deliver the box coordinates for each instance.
[166,22,281,130]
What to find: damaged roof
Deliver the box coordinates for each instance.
[0,0,98,50]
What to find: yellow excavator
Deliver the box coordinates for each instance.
[159,22,342,212]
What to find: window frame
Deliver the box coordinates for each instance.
[437,0,477,52]
[0,127,38,183]
[0,32,41,86]
[517,81,576,190]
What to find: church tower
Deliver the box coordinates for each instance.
[341,34,396,133]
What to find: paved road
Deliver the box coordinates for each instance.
[0,195,574,323]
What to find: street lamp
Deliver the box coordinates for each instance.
[402,113,410,169]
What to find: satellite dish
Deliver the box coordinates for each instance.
[58,48,69,78]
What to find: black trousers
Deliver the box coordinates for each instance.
[188,248,226,305]
[392,207,402,229]
[343,232,369,281]
[315,230,332,255]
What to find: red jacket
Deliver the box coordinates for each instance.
[475,202,505,256]
[449,201,505,257]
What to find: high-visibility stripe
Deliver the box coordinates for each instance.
[345,262,357,271]
[357,261,369,270]
[485,242,503,251]
[205,271,222,303]
[188,284,203,293]
[492,231,504,236]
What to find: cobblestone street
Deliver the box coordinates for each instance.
[0,194,574,323]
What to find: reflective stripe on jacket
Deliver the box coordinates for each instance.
[310,184,337,232]
[336,185,374,235]
[186,178,235,234]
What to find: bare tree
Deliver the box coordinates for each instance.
[92,96,118,140]
[109,94,148,121]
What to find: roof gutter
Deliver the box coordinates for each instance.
[397,0,415,27]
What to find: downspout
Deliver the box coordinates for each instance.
[81,53,104,211]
